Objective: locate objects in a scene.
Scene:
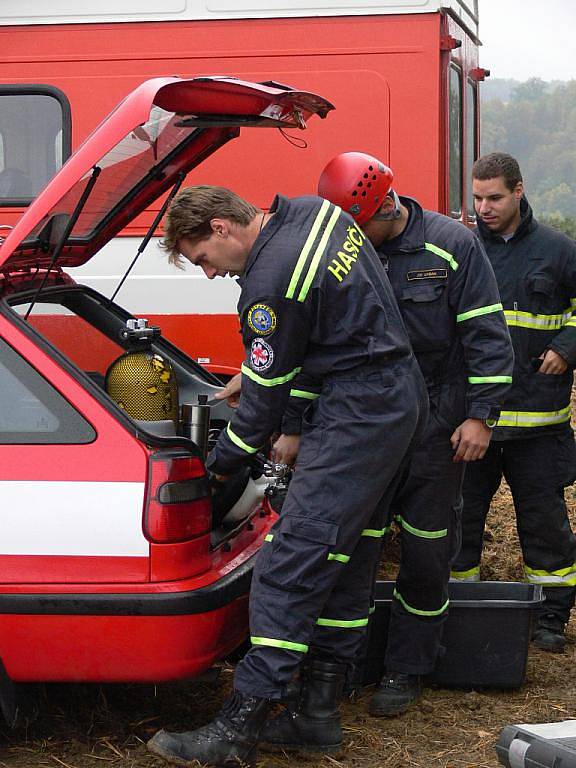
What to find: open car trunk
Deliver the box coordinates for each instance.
[3,283,272,538]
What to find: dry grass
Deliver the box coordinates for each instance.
[1,485,575,768]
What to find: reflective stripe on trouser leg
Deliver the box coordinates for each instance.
[385,420,465,675]
[503,432,576,623]
[450,565,480,582]
[233,358,427,699]
[311,535,382,667]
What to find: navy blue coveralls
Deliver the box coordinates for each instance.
[373,197,513,675]
[207,195,428,698]
[452,198,576,627]
[269,196,514,677]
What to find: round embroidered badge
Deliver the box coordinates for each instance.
[250,338,274,372]
[247,303,277,336]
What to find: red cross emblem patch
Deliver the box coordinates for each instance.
[250,338,274,372]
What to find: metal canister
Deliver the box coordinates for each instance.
[181,395,211,458]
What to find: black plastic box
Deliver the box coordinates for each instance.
[363,581,544,689]
[496,721,576,767]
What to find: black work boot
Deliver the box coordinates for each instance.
[532,613,567,653]
[260,659,346,753]
[147,691,271,768]
[369,671,422,717]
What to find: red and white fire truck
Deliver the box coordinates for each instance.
[0,0,484,374]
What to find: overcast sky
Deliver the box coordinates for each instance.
[478,0,575,81]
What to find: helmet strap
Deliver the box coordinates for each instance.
[372,189,402,221]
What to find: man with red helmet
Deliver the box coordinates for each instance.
[305,152,514,718]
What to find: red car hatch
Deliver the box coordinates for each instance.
[0,76,334,274]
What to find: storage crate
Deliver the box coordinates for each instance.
[496,721,576,767]
[362,581,544,689]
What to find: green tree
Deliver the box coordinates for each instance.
[539,214,576,240]
[481,78,576,219]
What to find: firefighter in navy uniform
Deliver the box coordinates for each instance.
[314,152,514,717]
[147,185,428,768]
[452,152,576,653]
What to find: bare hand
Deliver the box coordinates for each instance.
[213,372,242,408]
[209,473,229,493]
[538,349,568,375]
[450,418,492,462]
[272,434,301,466]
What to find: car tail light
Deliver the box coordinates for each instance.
[144,451,211,543]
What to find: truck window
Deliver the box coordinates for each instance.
[466,79,478,221]
[449,65,463,218]
[0,86,71,207]
[0,338,95,444]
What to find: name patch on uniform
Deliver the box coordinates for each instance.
[247,303,277,336]
[406,268,448,281]
[250,338,274,372]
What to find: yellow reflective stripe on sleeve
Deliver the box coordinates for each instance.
[424,242,458,271]
[316,616,370,628]
[285,199,331,300]
[226,424,260,454]
[395,514,447,539]
[241,363,302,387]
[450,566,480,582]
[361,527,391,538]
[327,552,350,564]
[264,534,274,542]
[571,298,576,309]
[297,205,342,302]
[393,588,449,617]
[456,303,503,323]
[290,388,320,400]
[524,562,576,587]
[565,317,576,328]
[504,308,573,331]
[495,405,571,428]
[251,636,309,653]
[468,375,513,384]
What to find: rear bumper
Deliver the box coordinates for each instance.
[0,551,255,615]
[0,554,257,682]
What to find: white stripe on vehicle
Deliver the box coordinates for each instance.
[0,481,147,556]
[67,238,240,314]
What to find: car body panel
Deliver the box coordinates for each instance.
[0,74,324,682]
[0,312,150,583]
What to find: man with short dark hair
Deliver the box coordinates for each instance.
[147,185,428,768]
[452,151,576,653]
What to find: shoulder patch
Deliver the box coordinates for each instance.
[247,303,277,336]
[250,338,274,372]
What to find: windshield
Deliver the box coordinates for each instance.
[22,107,200,245]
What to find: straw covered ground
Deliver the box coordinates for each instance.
[1,482,575,768]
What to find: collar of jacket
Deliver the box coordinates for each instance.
[241,193,288,281]
[377,196,425,255]
[476,195,536,244]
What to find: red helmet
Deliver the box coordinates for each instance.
[318,152,394,225]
